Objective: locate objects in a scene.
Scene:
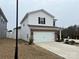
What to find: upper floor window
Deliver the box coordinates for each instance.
[38,17,45,24]
[0,16,4,24]
[1,19,3,22]
[23,24,25,27]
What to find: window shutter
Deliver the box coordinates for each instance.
[53,20,55,26]
[38,17,40,24]
[44,18,45,24]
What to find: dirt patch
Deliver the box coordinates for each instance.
[0,39,64,59]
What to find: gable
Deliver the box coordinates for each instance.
[0,8,8,22]
[28,9,54,18]
[20,9,55,24]
[27,11,55,26]
[28,11,54,19]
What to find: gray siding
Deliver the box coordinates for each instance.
[0,15,7,38]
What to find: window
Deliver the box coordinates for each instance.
[23,24,25,26]
[1,19,3,23]
[38,17,45,24]
[53,20,55,26]
[0,16,4,24]
[3,21,4,24]
[27,34,28,39]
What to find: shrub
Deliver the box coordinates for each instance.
[69,40,75,45]
[55,40,61,42]
[64,40,69,44]
[55,38,61,42]
[29,37,33,45]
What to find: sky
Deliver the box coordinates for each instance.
[0,0,79,30]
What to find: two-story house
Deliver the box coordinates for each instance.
[0,8,8,38]
[20,9,59,43]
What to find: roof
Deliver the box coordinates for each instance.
[28,25,60,31]
[0,8,8,22]
[13,26,21,30]
[20,9,55,24]
[8,30,12,32]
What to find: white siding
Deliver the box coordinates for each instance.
[28,11,54,26]
[21,18,30,41]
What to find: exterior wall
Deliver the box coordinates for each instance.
[28,11,54,26]
[21,18,30,41]
[0,15,7,38]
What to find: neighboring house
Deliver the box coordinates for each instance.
[12,26,22,39]
[0,8,8,38]
[7,26,22,39]
[20,9,60,43]
[7,30,12,38]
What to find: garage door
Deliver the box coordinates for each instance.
[33,31,55,43]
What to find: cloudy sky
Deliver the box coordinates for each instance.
[0,0,79,30]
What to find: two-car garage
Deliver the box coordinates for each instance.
[33,31,55,43]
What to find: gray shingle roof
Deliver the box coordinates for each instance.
[0,8,8,22]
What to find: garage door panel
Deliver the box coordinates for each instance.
[33,31,55,43]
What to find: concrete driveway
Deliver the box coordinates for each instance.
[36,42,79,59]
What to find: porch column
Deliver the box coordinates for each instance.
[59,29,62,40]
[55,31,58,41]
[30,30,33,41]
[31,31,33,39]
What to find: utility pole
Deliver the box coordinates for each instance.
[14,0,18,59]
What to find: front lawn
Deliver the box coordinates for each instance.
[0,39,64,59]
